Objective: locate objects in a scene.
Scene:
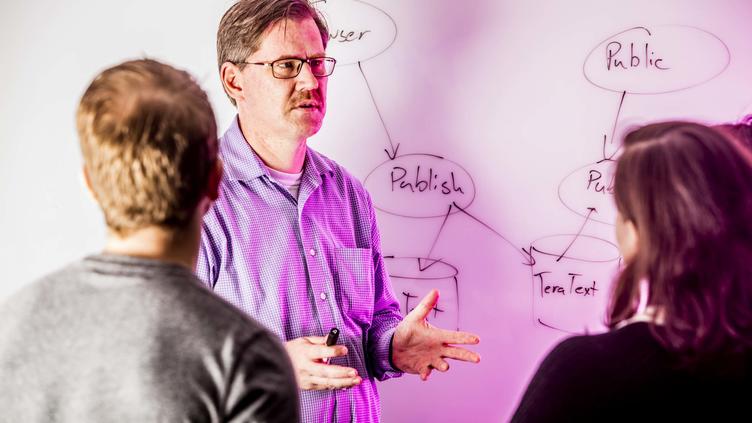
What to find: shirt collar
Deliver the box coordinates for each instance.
[219,115,336,184]
[219,116,267,181]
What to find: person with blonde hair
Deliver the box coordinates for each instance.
[0,59,299,422]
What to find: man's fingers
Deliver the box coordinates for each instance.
[305,375,362,390]
[308,363,358,379]
[442,346,481,363]
[405,289,439,323]
[419,366,433,381]
[431,358,450,372]
[436,327,480,345]
[303,336,327,345]
[306,344,348,361]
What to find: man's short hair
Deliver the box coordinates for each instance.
[76,59,218,235]
[217,0,330,105]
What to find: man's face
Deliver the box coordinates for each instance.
[237,16,328,141]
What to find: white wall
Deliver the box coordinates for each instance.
[2,1,752,421]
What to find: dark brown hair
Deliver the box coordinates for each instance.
[716,115,752,151]
[609,121,752,358]
[76,59,217,235]
[217,0,329,105]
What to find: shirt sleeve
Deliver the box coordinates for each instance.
[364,191,404,381]
[223,330,301,423]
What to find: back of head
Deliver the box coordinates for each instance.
[716,115,752,151]
[610,121,752,358]
[76,59,217,235]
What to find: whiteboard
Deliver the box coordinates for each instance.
[2,1,752,421]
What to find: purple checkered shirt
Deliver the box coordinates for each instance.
[196,117,403,422]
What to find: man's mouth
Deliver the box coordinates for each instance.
[294,100,320,110]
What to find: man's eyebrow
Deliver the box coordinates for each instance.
[270,53,327,61]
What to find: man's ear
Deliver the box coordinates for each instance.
[220,62,244,104]
[206,159,223,201]
[80,166,99,205]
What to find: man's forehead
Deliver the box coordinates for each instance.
[256,16,324,53]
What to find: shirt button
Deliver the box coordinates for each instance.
[320,292,327,301]
[309,248,316,256]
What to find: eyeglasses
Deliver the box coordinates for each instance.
[238,57,337,79]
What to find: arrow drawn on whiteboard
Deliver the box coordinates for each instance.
[450,201,530,264]
[609,90,627,144]
[357,60,401,160]
[598,90,627,163]
[521,246,537,266]
[537,318,582,335]
[556,207,597,262]
[417,257,444,272]
[418,204,454,271]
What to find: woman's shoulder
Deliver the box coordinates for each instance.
[532,322,666,386]
[553,322,658,358]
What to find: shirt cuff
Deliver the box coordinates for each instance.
[371,325,403,380]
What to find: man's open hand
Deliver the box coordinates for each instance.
[392,289,481,380]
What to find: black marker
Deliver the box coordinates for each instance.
[324,327,339,364]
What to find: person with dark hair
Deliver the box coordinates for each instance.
[198,0,480,421]
[0,59,300,422]
[716,114,752,150]
[511,121,752,422]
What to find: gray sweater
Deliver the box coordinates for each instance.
[0,254,299,422]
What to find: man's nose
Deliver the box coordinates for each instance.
[295,61,319,90]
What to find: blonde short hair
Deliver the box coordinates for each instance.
[76,59,218,234]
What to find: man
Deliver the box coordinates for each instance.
[198,1,481,421]
[0,59,299,422]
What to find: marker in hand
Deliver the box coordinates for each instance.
[323,327,339,364]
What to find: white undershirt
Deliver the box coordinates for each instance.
[615,279,663,329]
[266,166,303,199]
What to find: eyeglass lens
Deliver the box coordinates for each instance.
[272,58,335,78]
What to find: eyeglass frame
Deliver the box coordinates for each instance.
[234,57,337,79]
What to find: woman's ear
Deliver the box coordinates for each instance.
[616,212,639,263]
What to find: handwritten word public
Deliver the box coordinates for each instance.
[606,42,669,71]
[586,169,614,194]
